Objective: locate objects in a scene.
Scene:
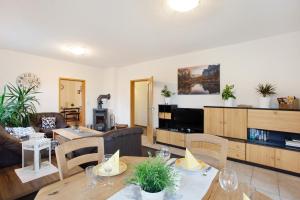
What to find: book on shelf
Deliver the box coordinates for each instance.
[285,140,300,148]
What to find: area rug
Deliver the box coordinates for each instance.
[15,161,58,183]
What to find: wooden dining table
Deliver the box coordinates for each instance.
[35,156,271,200]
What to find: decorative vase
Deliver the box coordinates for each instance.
[140,189,165,200]
[259,96,271,108]
[224,98,234,107]
[164,97,171,105]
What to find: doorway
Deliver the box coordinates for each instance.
[130,77,154,143]
[59,78,86,126]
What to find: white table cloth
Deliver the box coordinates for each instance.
[108,162,218,200]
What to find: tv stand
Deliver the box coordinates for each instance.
[156,104,204,147]
[156,128,186,147]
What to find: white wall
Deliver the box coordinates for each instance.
[0,49,113,125]
[134,81,148,126]
[114,31,300,127]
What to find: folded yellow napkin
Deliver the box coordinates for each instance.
[103,150,120,174]
[184,148,201,170]
[243,193,251,200]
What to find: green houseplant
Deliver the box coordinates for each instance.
[256,83,276,108]
[128,157,176,200]
[161,85,174,105]
[4,83,40,127]
[0,86,9,126]
[222,84,236,107]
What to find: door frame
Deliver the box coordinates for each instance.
[59,77,86,126]
[130,77,154,143]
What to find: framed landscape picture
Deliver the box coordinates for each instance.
[178,64,220,95]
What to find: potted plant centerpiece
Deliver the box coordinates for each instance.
[128,157,177,200]
[161,85,174,105]
[256,83,276,108]
[222,84,236,107]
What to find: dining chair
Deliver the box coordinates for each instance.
[55,137,104,180]
[185,134,228,169]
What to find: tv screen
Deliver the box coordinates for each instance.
[173,108,204,132]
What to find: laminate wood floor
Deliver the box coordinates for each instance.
[0,156,82,200]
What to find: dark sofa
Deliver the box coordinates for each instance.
[73,127,143,160]
[30,112,69,138]
[102,127,143,156]
[0,125,22,168]
[0,123,143,168]
[0,112,67,168]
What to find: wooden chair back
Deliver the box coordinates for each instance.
[185,134,228,169]
[55,137,104,180]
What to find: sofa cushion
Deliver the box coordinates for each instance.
[41,117,56,129]
[5,127,35,139]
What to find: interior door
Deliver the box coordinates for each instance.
[130,77,154,144]
[147,77,154,144]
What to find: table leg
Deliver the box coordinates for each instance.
[49,144,51,165]
[22,146,24,168]
[34,146,40,172]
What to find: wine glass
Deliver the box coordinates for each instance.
[156,146,171,161]
[102,154,113,186]
[219,168,238,197]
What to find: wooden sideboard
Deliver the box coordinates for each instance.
[204,106,300,175]
[156,129,186,147]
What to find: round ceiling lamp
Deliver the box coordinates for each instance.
[62,45,90,56]
[167,0,200,12]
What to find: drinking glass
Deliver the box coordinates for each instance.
[85,166,97,190]
[156,146,171,161]
[243,183,256,199]
[102,154,113,186]
[219,168,238,199]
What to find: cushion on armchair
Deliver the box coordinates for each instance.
[5,127,35,139]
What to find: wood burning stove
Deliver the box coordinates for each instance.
[93,109,109,131]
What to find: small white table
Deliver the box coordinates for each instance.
[21,138,52,172]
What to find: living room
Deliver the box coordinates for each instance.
[0,0,300,200]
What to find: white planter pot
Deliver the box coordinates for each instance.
[141,189,165,200]
[259,97,271,108]
[224,98,234,107]
[164,97,171,105]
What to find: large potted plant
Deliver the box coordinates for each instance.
[256,83,276,108]
[161,85,174,105]
[0,86,9,126]
[128,157,176,200]
[2,84,39,127]
[222,84,236,107]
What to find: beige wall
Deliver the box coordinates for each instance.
[134,81,148,126]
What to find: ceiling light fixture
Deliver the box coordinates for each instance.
[63,46,89,56]
[167,0,199,12]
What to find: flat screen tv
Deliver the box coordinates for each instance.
[172,108,204,133]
